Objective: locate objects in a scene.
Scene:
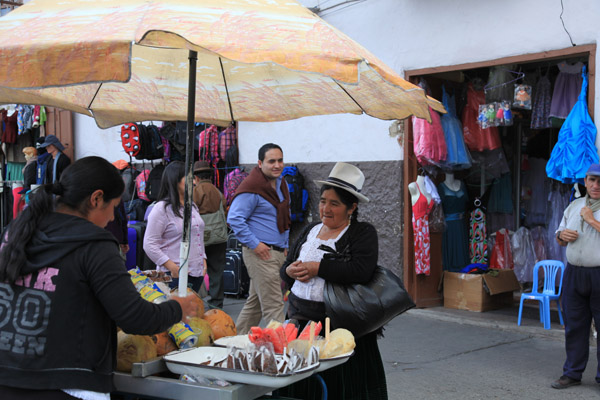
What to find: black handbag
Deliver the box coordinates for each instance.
[319,244,415,338]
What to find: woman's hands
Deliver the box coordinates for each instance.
[171,294,200,320]
[163,260,179,278]
[286,260,320,282]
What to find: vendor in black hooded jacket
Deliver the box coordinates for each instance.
[0,156,198,400]
[278,162,388,400]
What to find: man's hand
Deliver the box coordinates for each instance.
[253,242,272,261]
[559,228,579,243]
[581,206,597,225]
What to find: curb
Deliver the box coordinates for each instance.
[406,308,566,341]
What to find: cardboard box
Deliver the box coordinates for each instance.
[443,269,520,312]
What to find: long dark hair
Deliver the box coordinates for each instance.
[0,156,124,283]
[320,184,359,221]
[158,161,186,218]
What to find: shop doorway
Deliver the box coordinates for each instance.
[403,44,596,307]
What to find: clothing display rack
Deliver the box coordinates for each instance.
[406,49,592,287]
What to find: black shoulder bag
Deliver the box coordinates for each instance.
[320,244,415,338]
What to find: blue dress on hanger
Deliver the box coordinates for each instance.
[440,86,471,170]
[546,66,599,184]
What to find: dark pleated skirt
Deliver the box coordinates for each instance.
[275,331,388,400]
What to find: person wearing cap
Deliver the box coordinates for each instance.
[193,161,228,309]
[552,163,600,389]
[38,134,71,184]
[278,162,388,399]
[227,143,290,334]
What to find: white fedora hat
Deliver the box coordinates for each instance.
[315,162,369,203]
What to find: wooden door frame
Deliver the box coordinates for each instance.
[402,43,596,307]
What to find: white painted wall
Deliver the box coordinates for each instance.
[74,115,124,162]
[74,0,600,164]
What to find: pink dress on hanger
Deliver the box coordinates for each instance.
[412,107,447,166]
[412,186,434,275]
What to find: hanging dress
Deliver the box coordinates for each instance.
[469,205,488,264]
[1,109,18,144]
[530,70,553,129]
[437,181,470,272]
[523,157,549,226]
[550,61,583,119]
[440,86,471,170]
[412,107,447,167]
[412,186,434,275]
[485,66,515,103]
[545,187,569,267]
[546,66,598,184]
[487,173,513,214]
[511,227,536,283]
[462,83,501,152]
[489,228,514,270]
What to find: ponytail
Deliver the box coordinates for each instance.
[0,184,55,283]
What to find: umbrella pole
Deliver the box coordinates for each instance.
[178,50,198,297]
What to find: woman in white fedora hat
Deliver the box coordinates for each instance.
[279,162,387,399]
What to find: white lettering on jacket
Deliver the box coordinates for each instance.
[0,267,57,356]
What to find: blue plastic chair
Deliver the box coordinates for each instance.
[517,260,565,330]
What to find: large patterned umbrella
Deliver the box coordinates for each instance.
[0,0,443,127]
[0,0,444,293]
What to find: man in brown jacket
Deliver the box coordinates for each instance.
[193,161,228,309]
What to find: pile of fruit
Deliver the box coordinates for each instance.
[116,275,237,372]
[248,320,322,354]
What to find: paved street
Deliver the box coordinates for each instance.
[222,297,599,399]
[380,309,598,399]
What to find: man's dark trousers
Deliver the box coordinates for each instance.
[562,263,600,382]
[206,242,227,309]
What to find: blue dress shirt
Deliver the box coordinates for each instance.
[227,175,289,249]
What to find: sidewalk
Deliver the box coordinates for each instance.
[410,302,567,341]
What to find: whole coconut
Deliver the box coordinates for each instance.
[116,331,157,372]
[187,317,214,346]
[151,331,178,356]
[203,309,237,339]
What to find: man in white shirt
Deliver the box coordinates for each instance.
[553,163,600,389]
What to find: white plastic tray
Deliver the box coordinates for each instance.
[315,350,354,372]
[163,346,318,388]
